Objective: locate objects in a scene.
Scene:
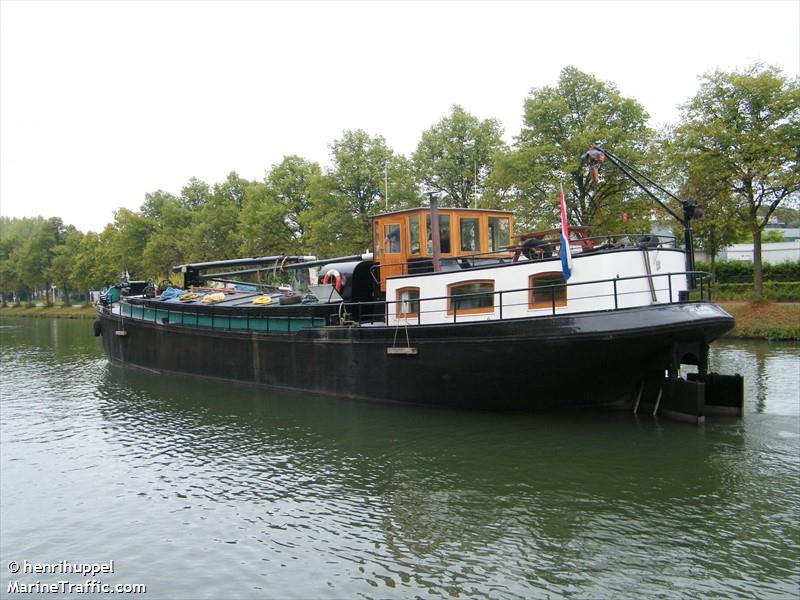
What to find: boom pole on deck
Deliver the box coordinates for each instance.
[173,253,373,288]
[585,145,704,289]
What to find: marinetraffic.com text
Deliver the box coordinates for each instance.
[6,560,146,594]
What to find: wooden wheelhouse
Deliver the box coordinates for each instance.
[370,208,514,292]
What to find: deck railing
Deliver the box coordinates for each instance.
[366,270,711,325]
[102,270,711,333]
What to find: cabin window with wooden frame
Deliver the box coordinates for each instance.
[529,272,567,308]
[409,215,421,255]
[448,280,494,315]
[488,217,510,252]
[383,223,401,254]
[397,287,420,318]
[373,221,381,258]
[460,218,481,253]
[426,214,451,254]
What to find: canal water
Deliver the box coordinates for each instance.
[1,317,798,598]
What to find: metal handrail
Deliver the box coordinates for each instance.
[360,270,711,324]
[103,270,712,332]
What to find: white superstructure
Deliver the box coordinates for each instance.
[386,247,689,326]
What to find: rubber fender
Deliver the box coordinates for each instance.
[93,318,102,337]
[279,293,301,305]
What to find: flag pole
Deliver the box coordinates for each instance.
[559,183,573,280]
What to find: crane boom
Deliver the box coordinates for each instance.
[584,145,703,289]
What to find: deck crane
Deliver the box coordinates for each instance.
[582,145,704,289]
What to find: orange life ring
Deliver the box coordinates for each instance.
[322,269,343,294]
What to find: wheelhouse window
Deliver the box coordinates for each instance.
[383,223,401,254]
[426,214,451,254]
[448,280,494,315]
[460,218,480,253]
[409,215,421,255]
[397,287,420,318]
[529,272,567,308]
[373,221,381,258]
[488,216,510,252]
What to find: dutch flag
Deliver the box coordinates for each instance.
[559,183,573,280]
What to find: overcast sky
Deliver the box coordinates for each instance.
[1,0,798,233]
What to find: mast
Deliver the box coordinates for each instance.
[428,193,442,273]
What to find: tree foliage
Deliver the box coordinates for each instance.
[670,64,800,296]
[493,67,655,232]
[329,130,392,217]
[413,105,505,208]
[0,217,46,299]
[327,130,418,250]
[677,169,745,280]
[238,181,296,257]
[265,155,321,245]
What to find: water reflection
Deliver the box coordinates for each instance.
[709,339,800,416]
[1,318,799,598]
[0,316,101,362]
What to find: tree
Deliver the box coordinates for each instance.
[180,177,211,210]
[0,235,19,301]
[183,174,245,262]
[72,232,118,296]
[303,174,365,257]
[265,156,321,244]
[672,64,800,297]
[413,105,505,208]
[110,209,153,276]
[492,67,655,232]
[140,199,192,280]
[0,216,45,300]
[328,130,396,250]
[141,190,180,221]
[385,154,423,211]
[213,171,249,211]
[49,228,83,303]
[16,217,67,297]
[96,223,124,284]
[679,172,745,281]
[238,181,297,257]
[184,202,239,262]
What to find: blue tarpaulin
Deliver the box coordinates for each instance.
[159,287,185,301]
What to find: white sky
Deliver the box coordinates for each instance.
[1,0,798,233]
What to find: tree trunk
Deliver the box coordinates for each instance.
[752,225,764,299]
[710,253,717,283]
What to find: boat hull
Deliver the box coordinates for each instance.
[98,302,734,411]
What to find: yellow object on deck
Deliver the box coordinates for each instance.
[180,292,200,301]
[201,292,226,304]
[252,295,273,305]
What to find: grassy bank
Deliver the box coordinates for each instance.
[0,304,98,319]
[718,301,799,341]
[2,301,797,341]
